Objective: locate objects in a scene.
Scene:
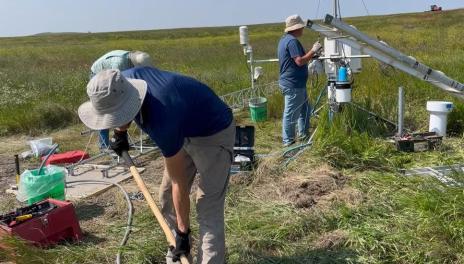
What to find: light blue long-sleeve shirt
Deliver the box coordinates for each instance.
[90,50,132,78]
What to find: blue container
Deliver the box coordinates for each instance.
[338,66,348,82]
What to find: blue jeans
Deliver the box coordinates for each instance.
[99,129,110,149]
[281,87,311,144]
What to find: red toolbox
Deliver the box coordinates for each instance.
[0,199,82,247]
[41,150,89,165]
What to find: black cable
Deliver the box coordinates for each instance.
[361,0,370,16]
[315,0,321,20]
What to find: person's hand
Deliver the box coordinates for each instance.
[171,228,190,262]
[311,41,322,53]
[110,130,129,156]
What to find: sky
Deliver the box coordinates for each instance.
[0,0,462,37]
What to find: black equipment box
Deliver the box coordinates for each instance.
[232,126,255,171]
[395,132,442,152]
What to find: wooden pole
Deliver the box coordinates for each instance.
[123,152,189,264]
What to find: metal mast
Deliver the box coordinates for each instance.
[333,0,339,18]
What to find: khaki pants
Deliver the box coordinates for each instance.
[160,121,235,264]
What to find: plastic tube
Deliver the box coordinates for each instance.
[38,144,59,175]
[66,180,133,264]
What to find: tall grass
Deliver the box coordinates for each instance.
[341,171,464,263]
[0,25,288,136]
[312,104,398,171]
[2,10,463,136]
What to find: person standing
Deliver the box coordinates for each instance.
[78,67,234,263]
[89,50,152,149]
[277,14,321,147]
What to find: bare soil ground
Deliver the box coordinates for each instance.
[0,155,30,212]
[0,155,16,190]
[71,152,166,245]
[251,162,363,211]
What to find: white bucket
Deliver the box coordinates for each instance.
[335,82,352,103]
[427,101,453,137]
[336,88,351,103]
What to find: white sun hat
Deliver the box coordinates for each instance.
[284,14,306,33]
[129,51,152,67]
[78,69,147,130]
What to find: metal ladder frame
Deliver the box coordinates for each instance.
[305,15,464,100]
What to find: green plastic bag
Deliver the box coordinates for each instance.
[17,165,66,205]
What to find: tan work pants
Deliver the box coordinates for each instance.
[160,121,235,264]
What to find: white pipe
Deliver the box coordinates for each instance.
[249,46,255,89]
[317,55,371,60]
[249,58,279,64]
[398,87,404,137]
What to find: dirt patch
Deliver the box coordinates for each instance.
[0,156,16,192]
[249,162,362,211]
[0,151,42,212]
[314,229,348,249]
[229,171,254,186]
[56,153,166,247]
[279,165,351,209]
[0,156,16,180]
[0,155,23,213]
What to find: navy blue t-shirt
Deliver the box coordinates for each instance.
[277,33,308,89]
[122,67,233,157]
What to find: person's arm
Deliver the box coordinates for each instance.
[294,50,317,66]
[164,149,190,233]
[158,117,191,259]
[293,41,322,67]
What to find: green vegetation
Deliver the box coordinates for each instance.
[1,9,464,264]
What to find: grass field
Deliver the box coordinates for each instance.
[1,8,464,264]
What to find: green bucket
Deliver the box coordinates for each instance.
[249,97,268,122]
[18,165,66,205]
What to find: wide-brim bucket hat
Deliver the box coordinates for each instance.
[285,14,306,32]
[78,69,147,130]
[129,51,152,67]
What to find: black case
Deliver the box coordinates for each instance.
[233,126,255,171]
